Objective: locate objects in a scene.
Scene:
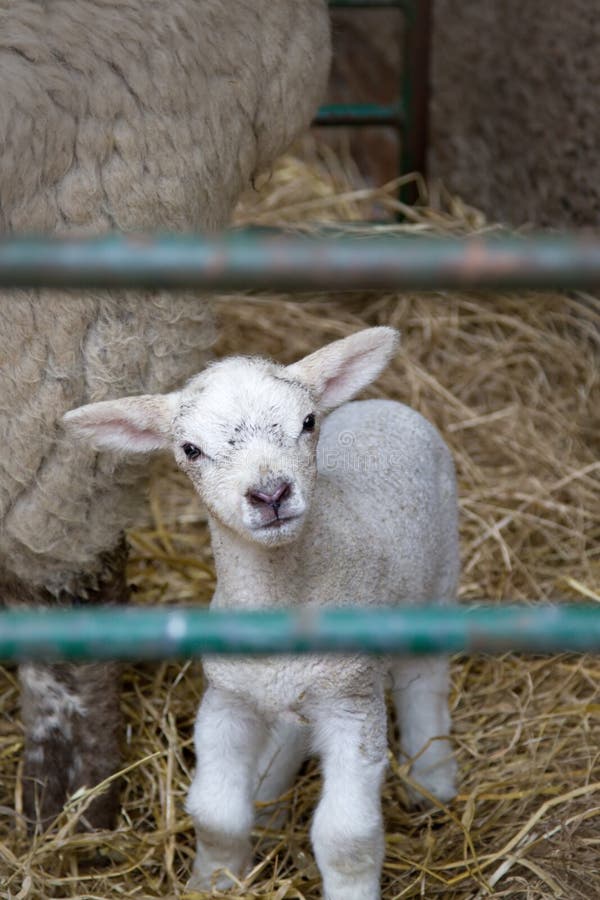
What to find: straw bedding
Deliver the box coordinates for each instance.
[0,149,599,899]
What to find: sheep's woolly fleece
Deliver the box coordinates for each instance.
[0,0,331,594]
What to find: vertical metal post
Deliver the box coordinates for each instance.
[400,0,432,205]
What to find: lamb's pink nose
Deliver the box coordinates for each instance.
[248,482,291,510]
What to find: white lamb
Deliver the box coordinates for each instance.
[64,327,459,899]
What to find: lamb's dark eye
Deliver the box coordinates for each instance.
[302,413,316,432]
[182,442,202,460]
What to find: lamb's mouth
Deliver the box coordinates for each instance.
[254,513,301,530]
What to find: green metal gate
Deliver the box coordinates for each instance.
[319,0,431,205]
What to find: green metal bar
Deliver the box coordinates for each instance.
[0,606,598,662]
[3,232,600,291]
[315,103,403,127]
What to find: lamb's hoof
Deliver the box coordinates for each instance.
[407,760,457,809]
[187,866,239,892]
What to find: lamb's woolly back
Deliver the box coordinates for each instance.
[0,0,331,594]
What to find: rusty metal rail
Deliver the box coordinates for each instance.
[2,232,600,291]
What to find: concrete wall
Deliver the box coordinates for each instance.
[430,1,600,227]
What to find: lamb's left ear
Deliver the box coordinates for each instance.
[286,327,399,410]
[62,393,179,454]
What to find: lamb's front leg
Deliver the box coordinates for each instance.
[186,686,268,891]
[311,692,388,900]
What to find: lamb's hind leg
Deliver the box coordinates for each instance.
[391,655,456,805]
[254,717,308,825]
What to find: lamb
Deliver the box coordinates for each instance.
[64,326,459,899]
[0,0,331,829]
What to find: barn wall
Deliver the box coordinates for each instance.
[430,1,600,227]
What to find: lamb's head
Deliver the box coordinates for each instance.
[63,327,398,546]
[168,355,320,545]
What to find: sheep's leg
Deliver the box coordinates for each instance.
[310,693,388,900]
[20,661,122,832]
[186,686,268,891]
[391,656,456,805]
[16,544,128,832]
[254,717,308,825]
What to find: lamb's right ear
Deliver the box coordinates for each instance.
[62,393,178,454]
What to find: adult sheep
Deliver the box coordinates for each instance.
[0,0,331,831]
